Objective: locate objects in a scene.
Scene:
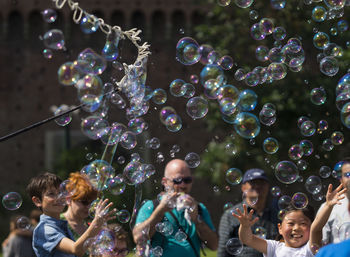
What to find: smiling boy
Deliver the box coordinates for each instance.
[27,173,116,257]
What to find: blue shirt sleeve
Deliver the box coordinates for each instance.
[199,203,216,231]
[34,223,66,254]
[135,200,154,225]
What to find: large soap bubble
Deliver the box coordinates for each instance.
[42,29,65,50]
[225,168,243,185]
[81,116,109,140]
[305,176,322,195]
[176,37,201,65]
[263,137,279,154]
[275,161,299,184]
[312,6,327,22]
[200,64,224,86]
[341,103,350,128]
[76,48,107,75]
[2,192,22,210]
[313,32,330,50]
[186,97,209,120]
[185,152,201,168]
[292,192,308,209]
[77,74,104,113]
[239,89,257,111]
[234,112,260,139]
[225,238,243,255]
[320,56,339,77]
[57,62,82,86]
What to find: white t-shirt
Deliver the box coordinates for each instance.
[319,197,350,244]
[263,240,314,257]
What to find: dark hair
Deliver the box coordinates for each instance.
[26,172,62,201]
[275,204,315,241]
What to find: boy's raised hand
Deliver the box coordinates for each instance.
[232,204,259,227]
[326,184,347,206]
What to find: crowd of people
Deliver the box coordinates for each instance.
[2,158,350,257]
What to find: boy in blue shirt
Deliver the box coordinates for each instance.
[27,172,116,257]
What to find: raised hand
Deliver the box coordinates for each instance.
[232,204,259,228]
[94,198,117,225]
[326,184,347,206]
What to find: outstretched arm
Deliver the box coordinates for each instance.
[232,204,267,255]
[310,184,346,253]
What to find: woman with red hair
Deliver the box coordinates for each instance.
[61,172,98,240]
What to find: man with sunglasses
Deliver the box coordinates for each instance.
[218,168,279,257]
[133,159,218,257]
[319,158,350,245]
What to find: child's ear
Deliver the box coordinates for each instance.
[32,196,42,208]
[278,223,282,234]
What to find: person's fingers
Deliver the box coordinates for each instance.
[243,204,248,214]
[327,184,333,194]
[252,217,259,225]
[335,183,343,192]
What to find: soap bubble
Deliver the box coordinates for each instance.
[120,131,137,150]
[244,72,260,87]
[239,89,257,111]
[41,9,57,23]
[320,56,339,76]
[300,120,316,137]
[57,62,82,86]
[43,49,53,59]
[297,160,308,171]
[319,166,331,178]
[218,55,234,70]
[299,140,313,156]
[318,120,328,131]
[169,79,186,97]
[17,216,31,230]
[259,104,276,126]
[254,226,267,239]
[200,64,224,86]
[176,37,201,65]
[312,6,327,22]
[152,89,167,104]
[278,195,292,210]
[117,209,131,223]
[147,137,161,149]
[2,192,22,210]
[337,20,349,32]
[310,88,326,105]
[292,192,308,209]
[263,137,279,154]
[217,0,231,6]
[256,46,269,62]
[322,138,334,151]
[160,106,177,125]
[54,105,72,126]
[275,161,299,184]
[174,230,187,242]
[297,116,309,128]
[234,112,260,139]
[181,83,196,98]
[150,246,163,257]
[156,152,165,163]
[123,161,145,185]
[106,175,126,195]
[271,0,286,9]
[332,161,344,179]
[234,0,254,8]
[185,152,201,168]
[305,176,322,194]
[313,32,329,49]
[267,63,287,80]
[76,48,107,75]
[259,18,274,35]
[250,23,265,41]
[272,26,286,41]
[324,0,346,9]
[242,189,259,206]
[81,116,109,140]
[186,97,209,120]
[225,168,243,185]
[208,51,220,64]
[226,238,243,255]
[288,144,304,160]
[42,29,65,50]
[199,44,214,65]
[190,74,199,84]
[331,131,344,145]
[271,186,282,197]
[80,14,99,34]
[128,118,146,135]
[77,74,104,112]
[268,47,286,63]
[341,103,350,129]
[165,114,182,132]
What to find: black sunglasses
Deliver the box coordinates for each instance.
[77,199,92,206]
[169,176,193,184]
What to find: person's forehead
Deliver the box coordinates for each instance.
[284,211,310,222]
[342,163,350,173]
[168,166,191,177]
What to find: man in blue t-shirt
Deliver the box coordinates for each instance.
[133,159,218,257]
[316,178,350,257]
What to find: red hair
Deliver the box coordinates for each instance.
[66,172,98,201]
